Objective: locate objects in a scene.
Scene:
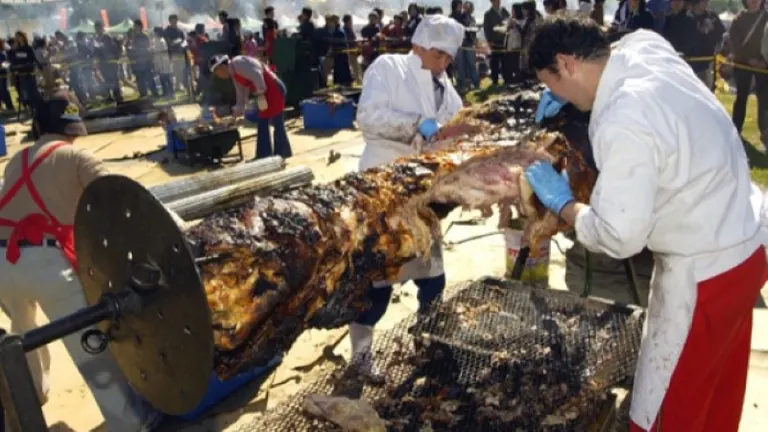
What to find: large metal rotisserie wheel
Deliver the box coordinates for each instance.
[74,175,214,415]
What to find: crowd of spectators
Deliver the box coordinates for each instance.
[1,1,768,145]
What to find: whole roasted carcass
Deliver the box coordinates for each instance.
[187,147,501,378]
[187,89,597,378]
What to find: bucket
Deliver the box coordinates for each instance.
[0,124,6,157]
[504,228,550,283]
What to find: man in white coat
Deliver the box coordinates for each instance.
[350,14,474,381]
[526,15,766,431]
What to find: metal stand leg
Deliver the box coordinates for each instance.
[623,258,643,305]
[510,246,531,280]
[0,331,47,431]
[581,249,593,298]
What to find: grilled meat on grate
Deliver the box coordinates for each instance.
[244,279,644,432]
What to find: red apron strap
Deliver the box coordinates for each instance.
[232,71,257,93]
[21,142,68,225]
[0,143,66,213]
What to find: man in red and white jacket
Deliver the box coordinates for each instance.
[210,54,291,159]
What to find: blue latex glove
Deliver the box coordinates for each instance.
[524,161,574,215]
[535,88,567,124]
[418,118,440,141]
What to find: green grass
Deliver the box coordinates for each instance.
[3,79,193,115]
[466,82,768,188]
[715,91,768,188]
[465,78,501,105]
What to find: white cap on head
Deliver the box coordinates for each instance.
[411,14,465,58]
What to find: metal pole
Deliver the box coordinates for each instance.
[623,258,643,306]
[510,246,530,280]
[21,296,118,352]
[0,331,48,432]
[581,249,593,298]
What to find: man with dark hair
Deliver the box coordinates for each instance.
[483,0,510,85]
[264,6,277,23]
[525,15,765,432]
[94,22,122,102]
[263,6,279,47]
[189,23,208,94]
[688,0,725,88]
[164,14,188,91]
[360,11,381,70]
[662,0,696,58]
[405,3,423,36]
[128,19,158,98]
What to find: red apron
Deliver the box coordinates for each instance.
[232,67,285,120]
[0,142,78,271]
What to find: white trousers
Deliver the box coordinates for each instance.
[0,247,162,431]
[170,55,187,91]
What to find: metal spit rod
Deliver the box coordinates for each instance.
[0,267,158,432]
[21,293,129,353]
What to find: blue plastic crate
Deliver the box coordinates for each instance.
[166,121,195,152]
[175,355,282,421]
[0,124,6,157]
[301,99,355,130]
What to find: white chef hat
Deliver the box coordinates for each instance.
[411,14,466,58]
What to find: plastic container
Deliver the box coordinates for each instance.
[504,218,550,283]
[0,124,6,157]
[244,109,259,123]
[301,98,355,130]
[176,355,282,421]
[166,122,190,152]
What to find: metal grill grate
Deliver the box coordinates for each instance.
[245,278,644,432]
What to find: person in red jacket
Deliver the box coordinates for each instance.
[209,54,291,159]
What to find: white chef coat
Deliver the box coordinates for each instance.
[573,29,762,429]
[357,52,463,286]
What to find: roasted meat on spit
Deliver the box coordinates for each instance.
[188,148,499,377]
[423,132,597,257]
[186,87,597,377]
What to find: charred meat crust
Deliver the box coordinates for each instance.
[186,151,498,378]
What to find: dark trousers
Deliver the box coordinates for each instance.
[17,74,40,109]
[256,80,291,159]
[134,67,158,98]
[158,74,173,98]
[0,75,14,111]
[355,274,446,326]
[100,64,122,102]
[489,48,505,85]
[256,113,291,159]
[69,69,87,105]
[732,67,768,137]
[503,52,521,84]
